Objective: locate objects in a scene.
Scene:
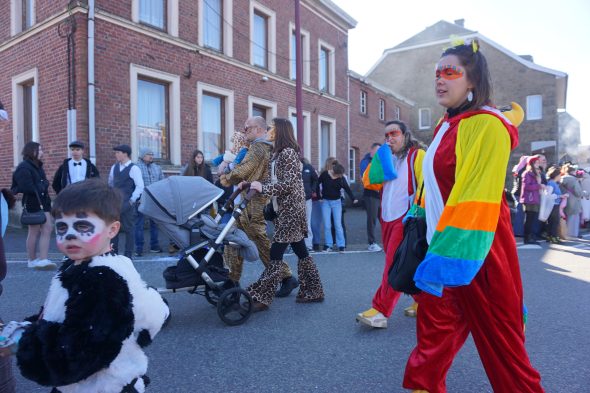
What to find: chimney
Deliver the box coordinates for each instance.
[454,19,465,27]
[519,55,534,63]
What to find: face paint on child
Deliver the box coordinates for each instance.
[54,212,114,262]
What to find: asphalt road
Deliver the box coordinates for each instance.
[1,235,589,392]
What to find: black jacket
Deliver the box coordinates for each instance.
[11,160,51,212]
[301,163,319,200]
[52,158,100,194]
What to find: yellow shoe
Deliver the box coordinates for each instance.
[404,302,418,317]
[356,307,387,328]
[412,390,429,393]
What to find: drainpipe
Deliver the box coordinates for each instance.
[88,0,96,163]
[346,71,351,181]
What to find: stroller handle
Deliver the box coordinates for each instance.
[222,183,250,211]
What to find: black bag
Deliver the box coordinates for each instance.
[20,192,46,226]
[263,202,277,221]
[388,183,427,295]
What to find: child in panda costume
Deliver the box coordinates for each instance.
[16,179,169,393]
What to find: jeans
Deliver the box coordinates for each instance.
[135,210,160,252]
[364,195,380,244]
[304,199,313,248]
[321,199,345,248]
[311,200,323,246]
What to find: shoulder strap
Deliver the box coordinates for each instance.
[408,148,418,203]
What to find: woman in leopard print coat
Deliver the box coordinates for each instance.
[248,118,324,310]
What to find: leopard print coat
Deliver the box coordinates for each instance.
[261,147,307,243]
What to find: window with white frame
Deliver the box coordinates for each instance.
[289,25,310,84]
[139,0,166,30]
[250,2,276,72]
[197,83,234,161]
[318,116,336,169]
[203,0,222,51]
[419,108,431,129]
[248,96,277,122]
[132,0,178,36]
[348,148,357,183]
[379,99,385,121]
[10,0,35,35]
[289,108,311,158]
[137,78,170,160]
[526,95,543,120]
[395,105,401,120]
[202,93,226,160]
[318,42,335,94]
[131,65,181,164]
[11,69,38,166]
[360,91,367,114]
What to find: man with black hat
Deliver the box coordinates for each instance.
[108,144,144,259]
[52,140,100,194]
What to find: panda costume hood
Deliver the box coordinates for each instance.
[17,253,169,393]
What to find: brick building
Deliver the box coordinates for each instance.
[0,0,360,190]
[347,70,413,189]
[365,20,571,175]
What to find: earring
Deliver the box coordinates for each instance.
[467,91,473,102]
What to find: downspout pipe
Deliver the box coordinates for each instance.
[88,0,96,163]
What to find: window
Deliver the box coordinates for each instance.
[318,41,335,94]
[248,96,277,121]
[23,0,34,30]
[137,79,170,160]
[198,82,234,162]
[526,95,543,120]
[202,93,225,160]
[11,68,39,166]
[360,91,367,114]
[131,65,181,164]
[318,116,336,169]
[289,25,310,84]
[289,108,311,157]
[395,106,401,120]
[419,108,431,129]
[348,148,357,183]
[139,0,166,30]
[252,11,268,68]
[10,0,35,35]
[379,99,385,121]
[203,0,222,51]
[249,2,276,72]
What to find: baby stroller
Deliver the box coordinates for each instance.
[139,176,258,326]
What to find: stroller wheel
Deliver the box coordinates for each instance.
[217,287,253,326]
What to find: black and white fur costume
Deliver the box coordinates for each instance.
[17,253,169,393]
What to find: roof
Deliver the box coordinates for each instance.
[307,0,357,30]
[366,20,568,108]
[390,20,476,50]
[348,70,415,106]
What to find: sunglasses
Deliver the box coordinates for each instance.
[385,130,403,139]
[435,65,464,80]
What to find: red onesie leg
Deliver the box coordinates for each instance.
[371,217,403,317]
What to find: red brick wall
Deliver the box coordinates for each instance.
[1,1,353,188]
[349,76,412,183]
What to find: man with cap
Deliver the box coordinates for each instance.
[52,140,100,194]
[108,144,144,259]
[134,147,164,256]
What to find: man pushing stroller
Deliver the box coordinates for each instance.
[219,116,298,299]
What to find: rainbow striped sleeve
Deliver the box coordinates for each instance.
[367,144,397,184]
[414,114,512,297]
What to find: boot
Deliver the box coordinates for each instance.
[296,256,324,303]
[246,260,289,307]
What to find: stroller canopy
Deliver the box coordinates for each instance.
[140,176,224,226]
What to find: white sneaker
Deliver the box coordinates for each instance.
[356,308,388,328]
[28,259,57,270]
[368,243,382,252]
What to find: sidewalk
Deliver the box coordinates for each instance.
[3,207,382,261]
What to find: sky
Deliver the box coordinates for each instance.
[332,0,590,145]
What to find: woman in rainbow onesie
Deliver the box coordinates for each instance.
[356,120,425,328]
[403,39,544,393]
